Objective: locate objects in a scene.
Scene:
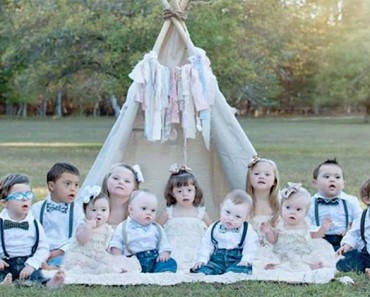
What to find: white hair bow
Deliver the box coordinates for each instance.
[80,185,101,204]
[132,164,144,183]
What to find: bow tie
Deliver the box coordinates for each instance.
[3,220,29,230]
[317,198,339,205]
[219,224,240,233]
[46,203,68,214]
[129,219,151,231]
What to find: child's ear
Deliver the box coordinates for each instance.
[1,200,8,208]
[312,179,317,187]
[362,196,370,206]
[128,204,133,214]
[47,181,55,192]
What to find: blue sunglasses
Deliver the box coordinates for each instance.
[4,191,35,201]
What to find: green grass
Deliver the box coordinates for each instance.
[0,116,369,296]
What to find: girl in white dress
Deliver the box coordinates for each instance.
[246,156,282,267]
[158,164,212,271]
[260,183,336,271]
[62,186,140,274]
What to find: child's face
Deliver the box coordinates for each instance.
[85,198,110,227]
[4,183,33,221]
[220,198,250,229]
[249,161,276,192]
[281,195,308,227]
[313,164,345,198]
[48,172,79,204]
[129,193,157,225]
[106,167,136,199]
[172,184,196,207]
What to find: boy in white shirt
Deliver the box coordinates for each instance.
[191,189,258,275]
[109,190,177,273]
[32,162,84,270]
[309,159,362,251]
[0,174,64,287]
[336,178,370,274]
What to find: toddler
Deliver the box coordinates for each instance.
[191,189,258,275]
[0,174,64,288]
[261,183,336,271]
[308,158,362,250]
[62,185,140,274]
[32,162,84,270]
[158,164,211,271]
[336,178,370,274]
[109,190,177,273]
[101,163,144,227]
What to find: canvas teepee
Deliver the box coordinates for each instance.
[82,0,256,219]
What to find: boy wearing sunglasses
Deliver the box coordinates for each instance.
[0,174,65,287]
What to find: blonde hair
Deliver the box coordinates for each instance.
[246,158,280,227]
[224,189,253,208]
[129,189,157,205]
[280,184,311,215]
[101,163,140,221]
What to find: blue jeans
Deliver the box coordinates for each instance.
[336,248,370,273]
[0,256,48,283]
[135,249,177,273]
[191,248,252,275]
[47,255,63,267]
[324,234,343,251]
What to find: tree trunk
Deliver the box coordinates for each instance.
[55,90,62,117]
[110,94,121,118]
[40,94,47,117]
[5,101,12,116]
[364,98,370,123]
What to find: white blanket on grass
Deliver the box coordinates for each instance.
[43,267,337,285]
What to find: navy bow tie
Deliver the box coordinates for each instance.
[3,220,29,230]
[46,203,68,214]
[219,224,240,233]
[317,198,339,205]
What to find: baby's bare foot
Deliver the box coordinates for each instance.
[265,264,276,270]
[46,270,65,289]
[309,262,323,270]
[2,273,12,285]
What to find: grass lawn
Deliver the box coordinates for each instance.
[0,116,369,296]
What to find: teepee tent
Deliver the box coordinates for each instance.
[82,0,256,219]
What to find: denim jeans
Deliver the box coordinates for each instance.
[324,234,343,251]
[135,249,177,273]
[336,248,370,273]
[0,256,47,283]
[192,248,252,275]
[47,255,63,267]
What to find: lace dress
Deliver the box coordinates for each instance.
[264,225,337,271]
[163,206,208,271]
[62,223,140,274]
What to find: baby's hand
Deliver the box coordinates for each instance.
[19,265,35,280]
[237,261,251,267]
[260,222,271,234]
[0,259,9,271]
[85,218,97,229]
[191,262,205,270]
[321,217,332,232]
[337,244,352,256]
[157,251,170,262]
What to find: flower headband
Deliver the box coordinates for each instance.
[248,155,261,168]
[132,164,145,183]
[80,185,102,204]
[169,163,191,175]
[281,182,302,200]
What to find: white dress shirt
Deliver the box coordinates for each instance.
[0,209,49,269]
[32,195,84,252]
[308,191,363,235]
[196,221,258,264]
[109,216,171,256]
[341,208,370,254]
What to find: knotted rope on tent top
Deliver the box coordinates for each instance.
[162,0,191,21]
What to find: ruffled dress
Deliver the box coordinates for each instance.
[163,206,208,271]
[62,223,140,274]
[262,224,337,271]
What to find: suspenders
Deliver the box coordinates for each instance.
[210,221,248,250]
[40,200,74,238]
[0,218,39,259]
[314,198,349,229]
[360,208,368,250]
